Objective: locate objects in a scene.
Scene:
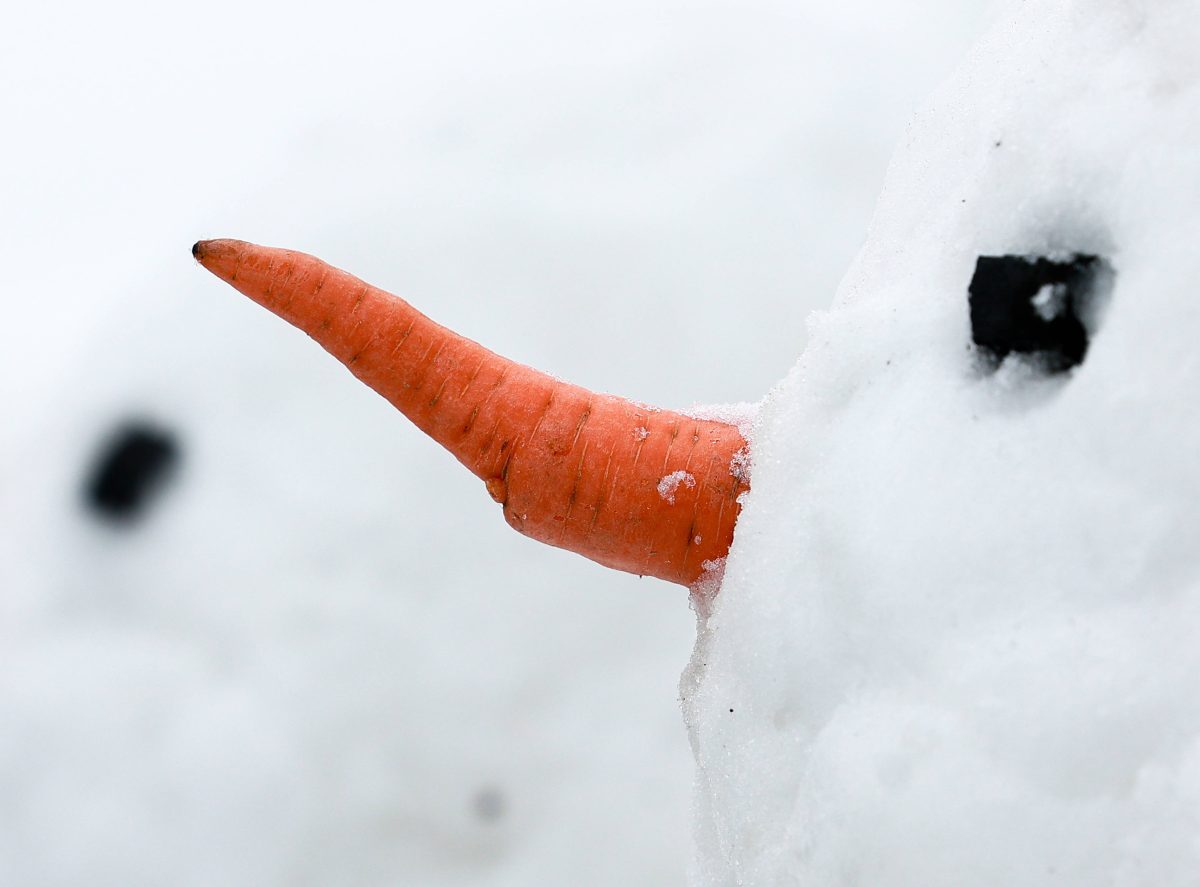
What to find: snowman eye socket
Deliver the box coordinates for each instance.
[969,254,1113,373]
[83,421,179,523]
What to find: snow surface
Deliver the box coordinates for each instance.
[685,0,1200,883]
[0,1,991,884]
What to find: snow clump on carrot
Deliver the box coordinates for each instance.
[656,470,696,505]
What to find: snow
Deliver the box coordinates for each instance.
[1032,283,1069,321]
[658,470,697,505]
[729,445,754,487]
[684,0,1200,883]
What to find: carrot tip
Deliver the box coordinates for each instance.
[192,239,250,274]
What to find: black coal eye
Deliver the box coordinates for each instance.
[83,421,180,523]
[969,254,1113,373]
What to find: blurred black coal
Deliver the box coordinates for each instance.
[84,422,179,523]
[473,787,506,823]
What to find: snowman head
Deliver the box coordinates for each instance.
[684,1,1200,883]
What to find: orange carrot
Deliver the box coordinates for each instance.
[192,239,749,586]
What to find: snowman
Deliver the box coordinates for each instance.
[684,1,1200,884]
[17,0,1161,883]
[189,0,1200,884]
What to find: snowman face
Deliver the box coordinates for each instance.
[685,1,1200,884]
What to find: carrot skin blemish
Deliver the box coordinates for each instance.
[192,239,749,586]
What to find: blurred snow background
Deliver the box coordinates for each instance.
[0,1,990,883]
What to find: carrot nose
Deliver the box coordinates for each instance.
[193,239,749,586]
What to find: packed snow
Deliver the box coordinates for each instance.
[685,0,1200,883]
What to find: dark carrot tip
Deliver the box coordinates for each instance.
[192,239,251,283]
[192,239,244,264]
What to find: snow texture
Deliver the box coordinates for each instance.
[684,1,1200,883]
